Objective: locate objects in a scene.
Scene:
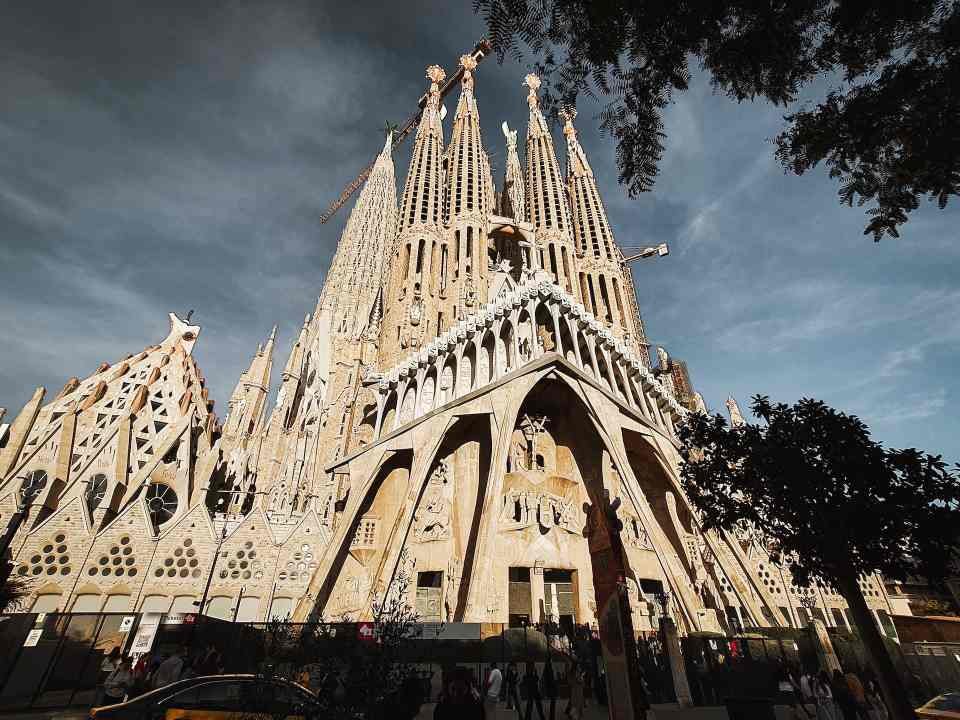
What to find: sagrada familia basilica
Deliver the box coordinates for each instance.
[0,57,896,637]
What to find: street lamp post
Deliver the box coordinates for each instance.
[622,243,669,264]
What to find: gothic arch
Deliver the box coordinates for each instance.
[459,341,477,395]
[497,321,514,376]
[380,391,398,436]
[420,367,438,415]
[314,450,413,618]
[479,331,496,385]
[439,355,457,406]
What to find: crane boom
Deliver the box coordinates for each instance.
[319,39,492,225]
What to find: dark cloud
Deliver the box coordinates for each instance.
[1,1,957,462]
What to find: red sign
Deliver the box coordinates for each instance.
[357,622,376,643]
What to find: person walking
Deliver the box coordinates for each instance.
[434,669,484,720]
[831,669,858,720]
[541,660,557,720]
[522,662,546,720]
[814,671,838,720]
[485,663,503,718]
[152,647,187,689]
[94,647,122,706]
[844,671,871,720]
[565,663,585,720]
[103,658,134,705]
[504,662,522,711]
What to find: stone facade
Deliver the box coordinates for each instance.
[0,60,900,635]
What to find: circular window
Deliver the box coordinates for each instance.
[122,546,132,556]
[176,558,185,567]
[174,548,183,557]
[167,569,176,577]
[88,567,98,576]
[155,569,164,578]
[31,555,41,564]
[186,548,195,557]
[164,558,173,567]
[56,544,67,554]
[61,566,71,575]
[101,568,111,576]
[179,569,188,578]
[245,541,253,550]
[184,539,192,547]
[146,483,178,527]
[189,559,198,568]
[18,566,28,576]
[128,568,137,577]
[43,545,53,554]
[120,536,130,545]
[55,534,65,543]
[110,546,119,555]
[44,555,55,564]
[192,569,201,578]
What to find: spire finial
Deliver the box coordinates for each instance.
[559,107,578,138]
[459,54,478,92]
[502,121,517,150]
[523,74,541,109]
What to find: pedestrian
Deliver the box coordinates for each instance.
[565,663,585,720]
[844,670,871,720]
[434,669,484,720]
[152,647,187,689]
[94,647,122,705]
[775,666,812,719]
[864,679,888,720]
[504,662,522,711]
[522,662,546,720]
[103,658,134,705]
[831,669,858,720]
[814,671,838,720]
[541,660,557,720]
[484,662,503,718]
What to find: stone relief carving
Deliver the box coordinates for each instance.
[413,460,451,542]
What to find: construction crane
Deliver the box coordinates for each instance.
[319,38,493,225]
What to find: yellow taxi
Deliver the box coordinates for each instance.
[90,674,319,720]
[917,693,960,719]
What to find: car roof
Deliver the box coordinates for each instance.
[98,674,317,710]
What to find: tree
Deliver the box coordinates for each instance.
[0,568,32,613]
[251,550,425,720]
[473,0,960,240]
[677,396,960,720]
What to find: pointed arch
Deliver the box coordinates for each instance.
[459,341,477,395]
[439,356,457,406]
[380,391,398,436]
[497,321,515,376]
[420,367,438,415]
[479,331,496,385]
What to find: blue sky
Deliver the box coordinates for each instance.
[1,1,957,464]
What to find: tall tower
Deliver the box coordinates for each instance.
[442,54,494,328]
[380,65,448,366]
[562,108,649,361]
[222,326,276,445]
[523,74,579,297]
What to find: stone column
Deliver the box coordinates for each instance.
[810,618,842,674]
[661,616,693,707]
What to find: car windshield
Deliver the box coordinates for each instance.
[929,694,960,711]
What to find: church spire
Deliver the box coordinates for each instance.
[223,325,276,442]
[561,108,649,359]
[499,121,525,220]
[398,65,446,234]
[379,66,448,365]
[445,54,492,224]
[523,75,578,296]
[319,131,397,341]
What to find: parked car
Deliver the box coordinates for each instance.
[90,674,319,720]
[916,692,960,719]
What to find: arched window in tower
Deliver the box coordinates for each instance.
[598,275,614,324]
[454,230,461,280]
[548,244,558,283]
[586,275,600,318]
[415,239,426,276]
[401,243,411,279]
[465,227,473,275]
[612,279,628,329]
[561,247,572,292]
[86,473,108,514]
[429,241,438,294]
[440,244,449,293]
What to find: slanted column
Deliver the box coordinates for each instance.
[550,304,563,356]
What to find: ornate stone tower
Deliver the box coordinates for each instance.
[523,74,579,297]
[562,108,650,361]
[380,65,447,365]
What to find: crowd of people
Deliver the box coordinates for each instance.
[433,659,596,720]
[94,643,225,705]
[777,664,890,720]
